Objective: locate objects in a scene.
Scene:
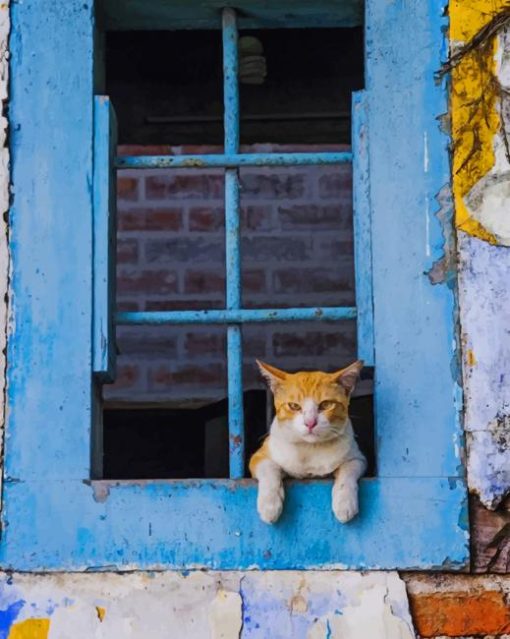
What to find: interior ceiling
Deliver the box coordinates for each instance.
[98,0,363,30]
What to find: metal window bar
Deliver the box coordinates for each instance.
[115,7,359,479]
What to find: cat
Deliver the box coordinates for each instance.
[249,360,366,524]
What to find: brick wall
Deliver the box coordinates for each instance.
[105,144,356,406]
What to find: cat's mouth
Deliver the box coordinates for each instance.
[300,428,341,443]
[301,430,327,442]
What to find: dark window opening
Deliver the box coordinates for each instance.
[102,25,374,480]
[105,28,364,145]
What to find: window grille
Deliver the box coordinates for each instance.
[95,8,374,479]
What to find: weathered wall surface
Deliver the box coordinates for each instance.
[2,571,510,638]
[0,2,509,639]
[0,571,416,639]
[451,0,510,510]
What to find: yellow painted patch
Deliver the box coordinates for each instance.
[8,618,50,639]
[466,349,477,366]
[96,606,106,622]
[450,0,506,242]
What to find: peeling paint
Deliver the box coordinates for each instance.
[451,3,510,512]
[240,572,415,638]
[466,349,476,366]
[208,589,243,639]
[8,619,49,639]
[450,0,505,243]
[0,571,417,639]
[458,231,510,508]
[95,606,106,623]
[427,185,456,285]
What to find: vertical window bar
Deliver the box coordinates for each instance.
[222,8,244,479]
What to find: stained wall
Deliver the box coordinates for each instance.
[0,2,509,638]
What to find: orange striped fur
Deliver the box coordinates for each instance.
[249,360,366,524]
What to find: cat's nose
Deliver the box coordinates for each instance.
[305,417,318,431]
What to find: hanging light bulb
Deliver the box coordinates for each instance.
[239,36,267,85]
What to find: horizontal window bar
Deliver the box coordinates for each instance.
[115,151,352,170]
[146,111,351,125]
[116,307,357,326]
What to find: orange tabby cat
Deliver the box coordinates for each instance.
[249,360,366,524]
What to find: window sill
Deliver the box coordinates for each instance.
[0,477,468,571]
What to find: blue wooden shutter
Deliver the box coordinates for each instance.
[93,96,117,382]
[352,90,374,366]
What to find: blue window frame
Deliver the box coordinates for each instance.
[3,0,469,571]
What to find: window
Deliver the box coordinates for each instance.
[101,24,373,480]
[4,0,468,571]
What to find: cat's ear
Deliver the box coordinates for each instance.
[256,360,288,392]
[330,360,364,395]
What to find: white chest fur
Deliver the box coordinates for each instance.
[268,419,362,478]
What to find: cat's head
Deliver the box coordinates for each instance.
[257,360,363,443]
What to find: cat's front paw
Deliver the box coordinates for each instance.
[332,484,359,523]
[257,485,284,524]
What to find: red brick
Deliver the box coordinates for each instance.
[118,144,224,156]
[116,301,139,312]
[278,204,352,230]
[242,331,267,357]
[117,239,139,264]
[189,207,224,232]
[118,144,174,156]
[109,364,140,390]
[313,238,354,260]
[149,363,224,387]
[185,270,225,294]
[117,270,178,295]
[172,144,223,155]
[240,174,306,199]
[242,236,312,262]
[242,205,274,231]
[184,332,225,357]
[117,335,178,357]
[145,238,223,264]
[118,208,183,231]
[146,174,224,200]
[273,267,354,295]
[145,299,224,311]
[318,170,352,198]
[243,270,266,293]
[272,331,355,357]
[409,591,510,637]
[117,177,139,201]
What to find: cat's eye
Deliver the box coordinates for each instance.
[288,402,301,411]
[319,400,336,411]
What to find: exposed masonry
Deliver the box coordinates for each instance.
[105,144,357,405]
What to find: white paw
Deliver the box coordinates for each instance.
[332,485,359,523]
[257,485,284,524]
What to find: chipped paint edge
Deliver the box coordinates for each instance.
[0,1,9,515]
